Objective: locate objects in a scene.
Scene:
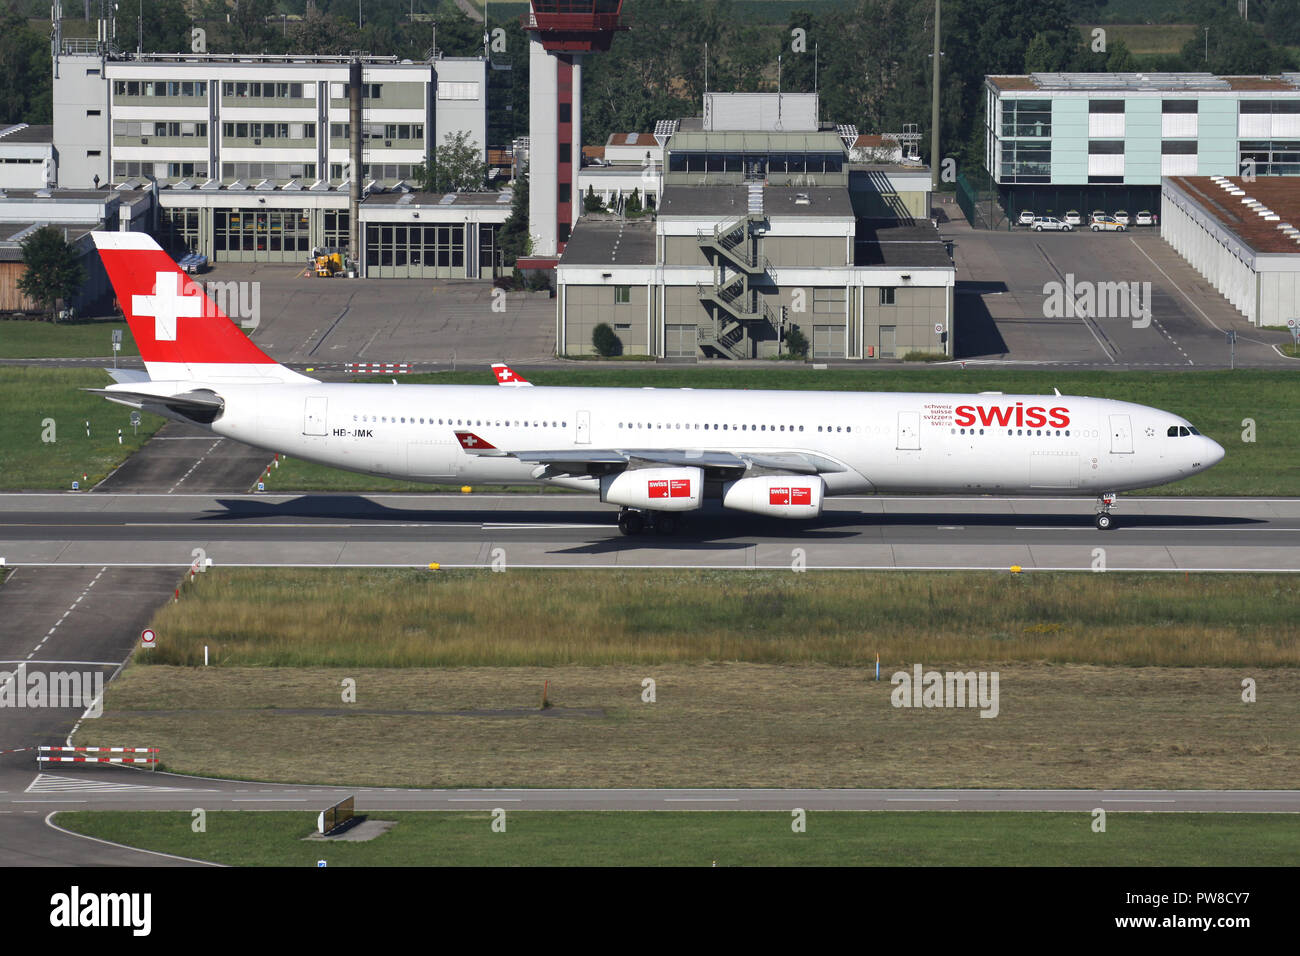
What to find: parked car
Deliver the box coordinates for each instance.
[1113,210,1130,226]
[1090,215,1126,232]
[1090,209,1106,223]
[1017,210,1036,226]
[1064,210,1082,226]
[1135,210,1154,226]
[1032,216,1073,232]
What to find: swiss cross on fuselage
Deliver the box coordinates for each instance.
[132,270,203,342]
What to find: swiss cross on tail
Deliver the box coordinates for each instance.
[491,363,533,387]
[90,231,309,382]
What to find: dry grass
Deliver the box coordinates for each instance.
[145,569,1300,668]
[89,662,1300,790]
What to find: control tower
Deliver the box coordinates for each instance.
[523,1,627,258]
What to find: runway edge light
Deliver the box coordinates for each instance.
[428,562,440,571]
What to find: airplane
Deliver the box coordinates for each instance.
[89,231,1224,534]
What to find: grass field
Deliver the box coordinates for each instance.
[142,569,1300,668]
[0,368,166,490]
[0,319,139,359]
[51,810,1300,866]
[1077,23,1198,55]
[268,367,1298,496]
[88,661,1300,789]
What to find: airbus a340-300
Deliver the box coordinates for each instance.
[90,232,1223,534]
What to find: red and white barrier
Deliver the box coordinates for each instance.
[346,363,411,374]
[37,746,159,768]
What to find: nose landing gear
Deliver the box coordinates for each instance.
[1095,493,1117,530]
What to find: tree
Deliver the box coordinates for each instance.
[626,188,642,215]
[498,165,531,266]
[592,322,621,357]
[784,327,808,358]
[583,185,604,213]
[418,131,488,193]
[18,226,87,321]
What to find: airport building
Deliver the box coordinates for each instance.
[984,72,1300,217]
[38,11,509,277]
[1161,175,1300,327]
[555,94,953,360]
[0,188,150,313]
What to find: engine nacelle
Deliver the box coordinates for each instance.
[600,467,703,511]
[722,475,825,518]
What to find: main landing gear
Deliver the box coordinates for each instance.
[1094,493,1117,531]
[617,507,681,536]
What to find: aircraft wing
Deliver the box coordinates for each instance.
[453,432,843,475]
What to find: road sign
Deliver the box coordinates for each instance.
[1226,330,1236,344]
[1287,318,1296,328]
[934,323,944,334]
[140,628,156,649]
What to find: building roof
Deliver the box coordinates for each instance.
[852,134,899,148]
[855,222,952,268]
[558,219,656,267]
[667,130,847,153]
[658,185,853,219]
[361,190,512,208]
[1165,176,1300,256]
[987,72,1300,93]
[607,133,654,146]
[0,124,54,145]
[0,222,98,260]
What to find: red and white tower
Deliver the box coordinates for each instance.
[523,1,627,258]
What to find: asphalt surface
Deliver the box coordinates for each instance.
[1,493,1298,571]
[95,422,272,495]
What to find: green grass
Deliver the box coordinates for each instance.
[1076,23,1198,56]
[0,319,139,358]
[89,661,1300,789]
[142,569,1300,668]
[0,368,166,490]
[52,811,1300,866]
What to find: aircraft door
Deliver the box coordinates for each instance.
[576,409,591,445]
[896,411,920,450]
[1109,414,1134,454]
[303,396,328,436]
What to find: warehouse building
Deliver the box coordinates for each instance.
[984,72,1300,218]
[555,94,953,360]
[1161,175,1300,327]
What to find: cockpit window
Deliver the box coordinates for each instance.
[1188,426,1200,435]
[1167,425,1179,437]
[1168,425,1197,437]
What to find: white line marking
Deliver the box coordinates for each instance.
[43,812,223,866]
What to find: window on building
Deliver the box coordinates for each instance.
[879,287,896,305]
[614,286,631,304]
[437,82,479,100]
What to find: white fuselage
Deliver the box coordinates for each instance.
[201,383,1223,497]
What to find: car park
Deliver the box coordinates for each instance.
[1017,210,1035,226]
[1090,215,1126,232]
[1113,210,1130,225]
[1032,216,1072,231]
[1064,210,1082,226]
[1135,210,1154,226]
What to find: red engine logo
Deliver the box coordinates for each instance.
[770,486,813,506]
[650,479,692,499]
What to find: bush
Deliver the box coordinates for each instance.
[784,327,809,358]
[902,350,949,362]
[592,322,622,357]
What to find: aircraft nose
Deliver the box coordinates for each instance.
[1201,437,1225,469]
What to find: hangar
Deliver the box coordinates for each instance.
[1161,175,1300,327]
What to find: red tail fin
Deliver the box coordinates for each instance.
[93,231,305,382]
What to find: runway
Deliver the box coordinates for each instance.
[4,765,1297,814]
[1,492,1298,571]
